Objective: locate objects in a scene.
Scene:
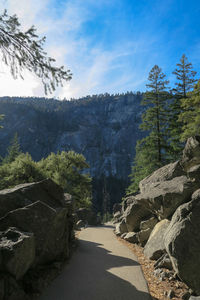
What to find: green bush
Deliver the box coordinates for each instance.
[0,150,92,208]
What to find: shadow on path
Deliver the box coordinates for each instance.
[40,237,151,300]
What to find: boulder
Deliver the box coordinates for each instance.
[144,219,170,260]
[115,219,127,236]
[140,217,158,231]
[136,176,197,220]
[181,136,200,171]
[139,161,185,193]
[138,228,152,246]
[123,199,150,232]
[124,232,138,243]
[0,179,74,299]
[164,190,200,295]
[0,179,67,219]
[0,227,35,280]
[0,200,70,265]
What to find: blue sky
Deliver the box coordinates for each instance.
[0,0,199,98]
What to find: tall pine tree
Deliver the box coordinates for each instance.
[127,65,169,194]
[168,54,197,160]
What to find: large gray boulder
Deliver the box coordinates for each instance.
[0,227,35,280]
[164,190,200,295]
[0,200,70,265]
[136,175,197,220]
[123,199,150,232]
[0,179,75,299]
[181,136,200,171]
[144,219,170,260]
[139,161,185,193]
[0,179,67,218]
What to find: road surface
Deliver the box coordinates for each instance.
[40,224,151,300]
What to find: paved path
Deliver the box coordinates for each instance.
[40,225,151,300]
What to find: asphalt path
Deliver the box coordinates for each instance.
[40,224,151,300]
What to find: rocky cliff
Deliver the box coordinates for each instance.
[0,93,143,178]
[0,93,145,210]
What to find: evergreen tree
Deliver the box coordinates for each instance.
[3,133,21,164]
[141,65,169,164]
[179,80,200,140]
[127,65,169,194]
[168,54,197,160]
[0,10,72,94]
[173,54,197,97]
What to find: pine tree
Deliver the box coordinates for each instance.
[127,65,169,194]
[0,10,72,94]
[168,54,197,160]
[3,133,21,164]
[179,80,200,140]
[173,54,197,97]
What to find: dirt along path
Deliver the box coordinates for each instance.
[40,224,151,300]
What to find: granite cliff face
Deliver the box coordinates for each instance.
[0,93,144,178]
[0,93,144,209]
